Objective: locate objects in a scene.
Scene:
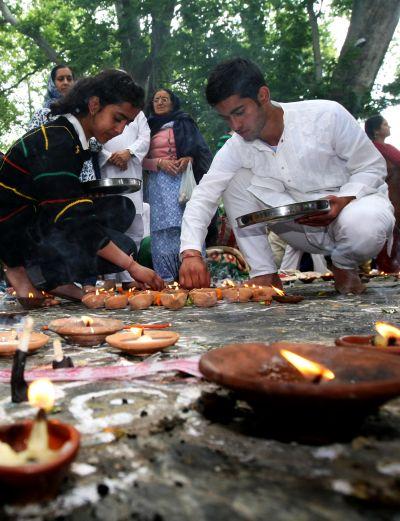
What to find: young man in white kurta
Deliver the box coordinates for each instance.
[179,59,394,294]
[99,111,150,285]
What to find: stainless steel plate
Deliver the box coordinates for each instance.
[83,178,142,195]
[236,200,331,228]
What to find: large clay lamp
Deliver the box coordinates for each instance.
[0,329,49,357]
[199,341,400,443]
[106,328,180,355]
[335,321,400,355]
[0,378,80,504]
[48,315,123,346]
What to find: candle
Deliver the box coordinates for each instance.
[11,317,33,403]
[52,339,74,369]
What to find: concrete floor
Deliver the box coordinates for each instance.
[2,276,400,520]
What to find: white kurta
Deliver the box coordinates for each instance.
[180,99,394,275]
[99,111,150,282]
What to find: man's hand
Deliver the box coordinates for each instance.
[247,273,283,290]
[179,255,210,289]
[109,150,131,171]
[296,195,355,227]
[176,156,193,172]
[128,263,165,291]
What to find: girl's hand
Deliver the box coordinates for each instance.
[128,262,165,290]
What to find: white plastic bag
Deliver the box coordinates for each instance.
[178,162,196,204]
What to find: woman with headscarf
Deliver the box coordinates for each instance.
[28,64,98,182]
[143,88,212,282]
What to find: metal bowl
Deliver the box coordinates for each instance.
[236,200,331,228]
[83,178,142,195]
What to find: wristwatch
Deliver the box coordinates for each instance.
[127,148,135,157]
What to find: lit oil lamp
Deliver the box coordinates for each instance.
[0,378,80,504]
[189,289,218,307]
[17,292,46,310]
[222,285,253,303]
[0,328,49,357]
[106,329,180,355]
[160,291,187,310]
[280,349,334,383]
[128,290,154,310]
[250,285,275,302]
[199,341,400,443]
[48,316,124,346]
[271,286,304,304]
[335,321,400,355]
[81,289,107,309]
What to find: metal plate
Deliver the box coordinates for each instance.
[236,200,331,228]
[83,178,142,195]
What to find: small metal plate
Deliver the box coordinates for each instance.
[236,200,331,228]
[83,178,142,195]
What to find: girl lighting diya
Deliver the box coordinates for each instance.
[199,341,400,443]
[335,321,400,355]
[0,378,80,504]
[48,315,123,346]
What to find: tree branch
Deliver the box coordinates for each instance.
[0,0,61,63]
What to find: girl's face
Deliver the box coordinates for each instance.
[54,67,74,96]
[153,90,173,115]
[89,101,140,143]
[378,119,391,139]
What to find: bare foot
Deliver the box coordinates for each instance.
[247,273,283,290]
[331,265,366,294]
[49,284,84,301]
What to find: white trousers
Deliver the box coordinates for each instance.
[223,168,395,276]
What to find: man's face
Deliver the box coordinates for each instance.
[215,93,268,142]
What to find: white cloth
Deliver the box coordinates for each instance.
[100,111,150,282]
[180,99,394,275]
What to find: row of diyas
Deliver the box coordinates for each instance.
[81,283,303,310]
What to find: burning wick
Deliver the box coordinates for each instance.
[81,315,94,327]
[272,286,285,296]
[280,349,335,384]
[129,327,143,339]
[11,316,34,403]
[52,338,74,369]
[374,322,400,347]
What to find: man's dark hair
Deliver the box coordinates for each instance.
[364,114,384,140]
[206,58,267,106]
[51,69,144,116]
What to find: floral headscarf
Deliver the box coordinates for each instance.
[43,65,74,108]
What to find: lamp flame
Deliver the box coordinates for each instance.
[375,322,400,340]
[222,279,236,287]
[129,327,143,338]
[280,349,335,382]
[28,378,55,411]
[81,315,94,327]
[272,286,285,296]
[28,292,34,299]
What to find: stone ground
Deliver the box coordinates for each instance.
[2,277,400,520]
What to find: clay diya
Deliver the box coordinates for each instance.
[104,293,128,310]
[321,272,334,281]
[250,285,275,302]
[81,290,107,309]
[48,315,123,346]
[189,289,218,307]
[160,291,187,310]
[106,329,179,355]
[271,286,304,304]
[17,296,46,310]
[0,330,49,357]
[199,341,400,443]
[222,286,253,303]
[0,378,80,504]
[335,321,400,355]
[128,291,154,310]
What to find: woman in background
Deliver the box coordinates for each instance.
[143,88,212,282]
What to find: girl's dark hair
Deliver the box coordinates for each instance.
[51,64,75,82]
[50,69,145,116]
[206,57,266,106]
[365,115,384,140]
[146,88,181,116]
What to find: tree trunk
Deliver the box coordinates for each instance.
[329,0,400,116]
[306,0,322,82]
